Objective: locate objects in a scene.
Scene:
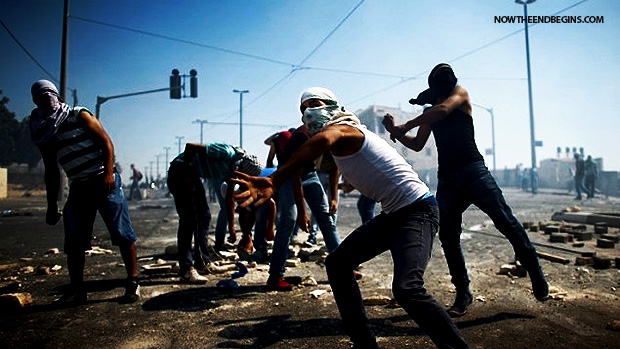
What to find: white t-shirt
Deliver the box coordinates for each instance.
[333,126,429,213]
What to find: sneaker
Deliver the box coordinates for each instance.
[267,275,293,291]
[303,239,317,248]
[120,279,140,303]
[180,267,208,284]
[53,289,87,308]
[447,289,473,318]
[251,250,270,264]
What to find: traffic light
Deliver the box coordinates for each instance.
[189,69,198,98]
[170,69,181,99]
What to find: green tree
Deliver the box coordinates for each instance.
[0,90,41,168]
[0,91,19,166]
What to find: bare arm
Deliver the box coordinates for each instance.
[38,145,63,225]
[291,168,309,232]
[388,86,470,137]
[79,110,116,191]
[233,127,347,207]
[328,166,340,214]
[382,114,432,151]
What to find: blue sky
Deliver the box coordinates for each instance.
[1,0,618,178]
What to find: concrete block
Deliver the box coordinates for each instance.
[549,233,572,243]
[573,231,593,241]
[544,225,561,234]
[594,223,608,234]
[601,234,620,243]
[597,238,616,249]
[575,256,594,266]
[593,256,613,270]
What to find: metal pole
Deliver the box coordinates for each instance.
[59,0,69,101]
[175,136,185,154]
[164,147,170,172]
[233,90,249,147]
[193,119,208,144]
[472,103,497,173]
[517,0,538,194]
[489,108,496,172]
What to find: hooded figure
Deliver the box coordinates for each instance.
[409,63,457,106]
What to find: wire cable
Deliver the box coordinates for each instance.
[70,15,296,68]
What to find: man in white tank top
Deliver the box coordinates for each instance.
[233,88,468,349]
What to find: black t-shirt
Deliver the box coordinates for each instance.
[431,109,484,175]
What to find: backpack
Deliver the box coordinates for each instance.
[136,170,143,181]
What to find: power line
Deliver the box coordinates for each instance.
[1,18,59,84]
[345,0,589,106]
[242,0,365,110]
[293,0,365,69]
[70,15,296,68]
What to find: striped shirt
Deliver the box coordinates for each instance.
[51,107,105,182]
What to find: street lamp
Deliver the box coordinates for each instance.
[515,0,538,194]
[473,103,496,173]
[233,89,249,147]
[175,136,185,154]
[193,119,208,144]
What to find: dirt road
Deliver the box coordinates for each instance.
[0,188,619,348]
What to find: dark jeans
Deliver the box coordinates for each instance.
[325,198,468,348]
[167,164,211,274]
[437,161,541,291]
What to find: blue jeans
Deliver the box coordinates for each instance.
[270,172,341,276]
[437,161,541,291]
[325,197,468,348]
[356,194,376,224]
[64,172,137,254]
[167,164,211,274]
[308,170,338,242]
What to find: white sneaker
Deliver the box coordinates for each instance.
[180,267,208,284]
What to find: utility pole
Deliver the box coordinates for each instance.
[155,154,163,179]
[516,0,538,194]
[164,146,171,176]
[193,119,208,144]
[175,136,185,154]
[59,0,69,101]
[233,89,249,147]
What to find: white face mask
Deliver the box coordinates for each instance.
[302,105,340,135]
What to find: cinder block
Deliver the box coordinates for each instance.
[594,223,608,234]
[575,256,594,266]
[550,233,572,243]
[593,256,613,269]
[597,238,616,249]
[601,234,620,243]
[573,231,593,241]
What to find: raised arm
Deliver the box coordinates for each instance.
[382,114,432,151]
[233,126,346,208]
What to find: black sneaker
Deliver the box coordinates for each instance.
[53,290,87,308]
[120,279,140,303]
[447,289,473,318]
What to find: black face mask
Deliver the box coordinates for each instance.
[429,67,457,99]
